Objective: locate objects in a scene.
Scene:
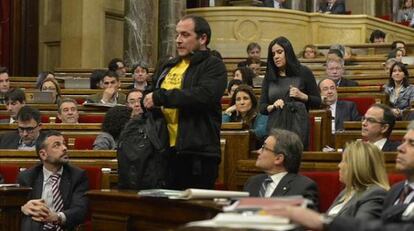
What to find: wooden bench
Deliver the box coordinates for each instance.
[335,130,405,150]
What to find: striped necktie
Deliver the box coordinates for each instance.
[398,185,413,204]
[43,174,63,231]
[259,177,273,197]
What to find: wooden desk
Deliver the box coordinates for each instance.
[87,190,221,231]
[0,186,32,231]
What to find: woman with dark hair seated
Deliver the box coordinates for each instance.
[233,66,255,87]
[227,79,243,98]
[383,62,414,118]
[40,77,61,104]
[222,85,268,141]
[93,106,132,150]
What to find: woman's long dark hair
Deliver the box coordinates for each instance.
[388,62,409,88]
[229,85,258,127]
[265,36,301,80]
[234,67,255,86]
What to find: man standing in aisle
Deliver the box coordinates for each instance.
[143,15,227,189]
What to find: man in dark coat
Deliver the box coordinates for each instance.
[143,15,227,190]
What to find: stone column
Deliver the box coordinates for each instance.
[158,0,186,63]
[124,0,159,67]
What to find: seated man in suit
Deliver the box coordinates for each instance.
[319,78,360,133]
[326,58,358,87]
[0,106,43,150]
[0,66,10,104]
[57,98,79,124]
[318,0,346,14]
[244,129,319,209]
[262,0,288,9]
[263,120,414,231]
[1,88,26,124]
[86,71,126,105]
[19,130,89,231]
[362,104,400,151]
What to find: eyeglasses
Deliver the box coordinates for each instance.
[260,145,275,153]
[18,125,39,133]
[361,116,386,124]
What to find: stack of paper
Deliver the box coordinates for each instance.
[138,188,249,199]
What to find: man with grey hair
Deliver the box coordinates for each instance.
[326,58,358,87]
[244,129,319,209]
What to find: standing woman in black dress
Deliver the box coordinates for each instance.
[259,36,321,147]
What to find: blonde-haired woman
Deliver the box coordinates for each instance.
[264,140,389,223]
[327,140,389,219]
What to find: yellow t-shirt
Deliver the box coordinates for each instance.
[161,59,190,146]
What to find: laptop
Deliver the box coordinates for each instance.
[402,56,414,65]
[25,91,55,104]
[63,77,90,89]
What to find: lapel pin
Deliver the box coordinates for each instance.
[283,187,287,191]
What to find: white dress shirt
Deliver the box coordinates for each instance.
[42,166,67,224]
[373,138,387,151]
[264,172,288,197]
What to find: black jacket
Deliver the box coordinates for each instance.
[150,50,227,158]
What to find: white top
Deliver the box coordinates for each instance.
[373,138,387,150]
[264,172,288,197]
[327,191,354,216]
[273,0,281,8]
[330,102,337,134]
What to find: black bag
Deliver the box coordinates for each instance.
[267,101,309,149]
[117,111,169,190]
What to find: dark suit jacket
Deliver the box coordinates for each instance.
[0,131,46,149]
[338,78,358,87]
[243,173,319,210]
[0,131,20,149]
[335,100,361,131]
[328,181,414,231]
[319,2,346,14]
[17,163,89,231]
[262,0,288,9]
[382,139,401,152]
[327,185,387,220]
[86,92,126,104]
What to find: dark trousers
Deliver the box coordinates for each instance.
[167,150,219,190]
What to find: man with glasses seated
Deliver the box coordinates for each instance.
[326,58,358,87]
[243,129,319,210]
[0,106,44,150]
[362,104,400,151]
[126,89,144,118]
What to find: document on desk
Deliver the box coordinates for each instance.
[223,196,310,212]
[0,184,20,188]
[138,188,249,199]
[186,212,297,231]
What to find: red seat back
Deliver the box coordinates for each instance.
[388,173,405,186]
[338,97,375,115]
[308,116,316,151]
[301,171,342,212]
[81,166,102,190]
[0,165,20,183]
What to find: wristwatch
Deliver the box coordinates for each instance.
[320,214,334,230]
[56,212,63,224]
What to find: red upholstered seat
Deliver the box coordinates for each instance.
[73,137,96,150]
[41,115,50,123]
[339,97,375,115]
[0,165,20,183]
[301,171,342,212]
[79,166,102,231]
[388,173,405,186]
[81,166,102,190]
[78,115,104,123]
